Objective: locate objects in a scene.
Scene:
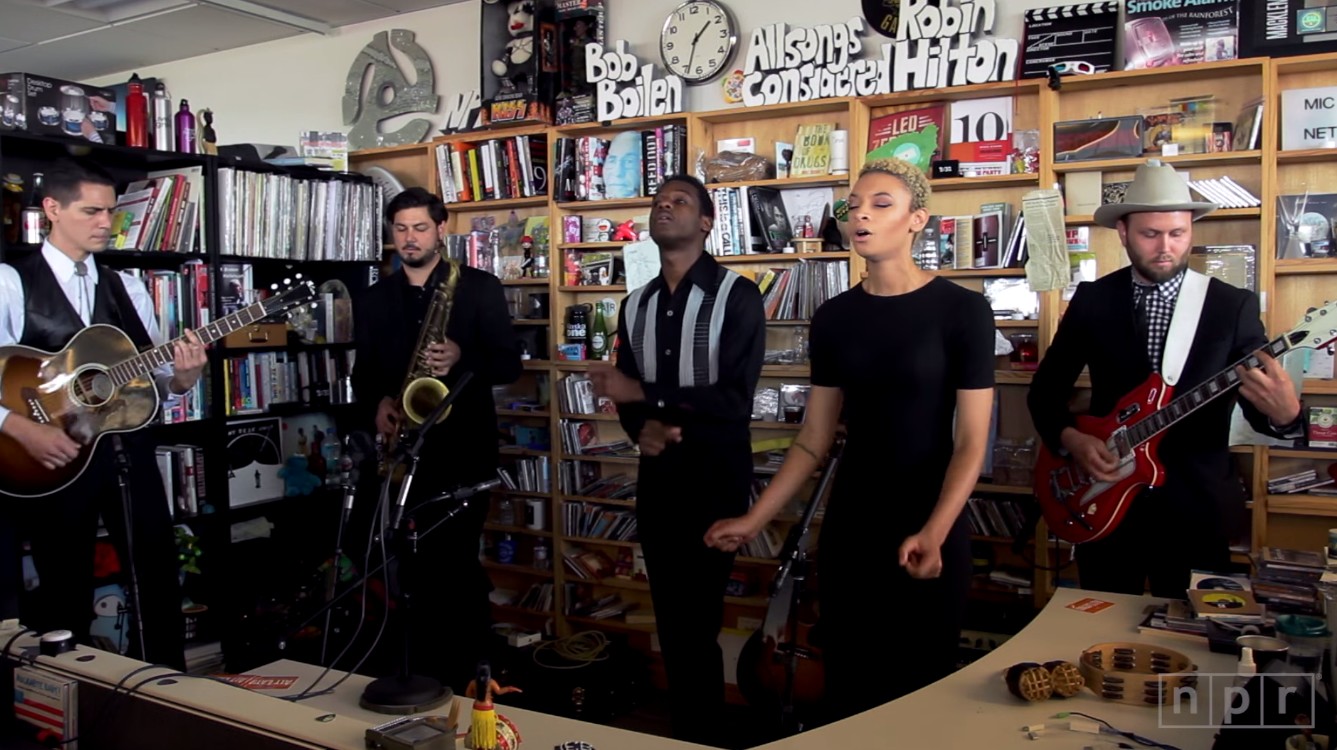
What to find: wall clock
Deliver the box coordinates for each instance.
[659,0,739,85]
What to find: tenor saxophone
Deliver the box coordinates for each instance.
[398,257,462,429]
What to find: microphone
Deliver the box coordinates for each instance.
[390,465,417,532]
[386,372,473,531]
[454,478,501,499]
[342,481,357,524]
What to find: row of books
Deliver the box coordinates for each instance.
[498,456,552,494]
[123,263,210,424]
[112,167,204,254]
[511,582,555,612]
[553,125,686,203]
[216,168,379,261]
[563,502,637,542]
[555,373,615,417]
[558,419,634,456]
[436,135,547,204]
[568,472,636,501]
[915,203,1026,272]
[962,497,1031,540]
[561,544,617,581]
[756,259,850,321]
[221,349,352,417]
[154,443,207,521]
[125,261,211,339]
[1267,469,1336,495]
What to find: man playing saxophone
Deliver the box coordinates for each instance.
[351,186,523,694]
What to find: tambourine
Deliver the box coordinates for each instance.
[1078,641,1197,707]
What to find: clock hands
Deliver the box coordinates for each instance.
[692,20,711,45]
[686,20,710,71]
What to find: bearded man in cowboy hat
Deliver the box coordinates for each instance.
[1028,159,1304,597]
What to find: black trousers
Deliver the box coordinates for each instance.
[636,442,751,747]
[350,447,494,696]
[1075,484,1231,598]
[818,502,972,723]
[5,436,184,668]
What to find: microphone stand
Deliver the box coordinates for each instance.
[767,435,843,737]
[111,435,149,663]
[320,440,357,665]
[362,372,472,714]
[283,478,501,650]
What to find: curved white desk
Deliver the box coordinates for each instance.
[9,588,1235,749]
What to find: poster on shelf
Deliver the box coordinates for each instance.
[226,418,284,508]
[1123,0,1239,70]
[1280,86,1337,151]
[1240,1,1337,59]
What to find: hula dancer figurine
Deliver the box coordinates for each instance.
[466,661,521,750]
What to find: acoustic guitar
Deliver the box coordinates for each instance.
[0,281,315,498]
[736,436,843,727]
[1034,301,1337,545]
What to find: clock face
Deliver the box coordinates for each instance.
[660,0,738,84]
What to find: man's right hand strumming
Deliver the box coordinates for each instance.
[1060,427,1121,482]
[376,396,401,438]
[6,417,81,470]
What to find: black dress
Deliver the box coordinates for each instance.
[808,278,994,719]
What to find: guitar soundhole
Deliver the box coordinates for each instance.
[72,369,114,407]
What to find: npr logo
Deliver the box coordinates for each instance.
[1157,673,1318,729]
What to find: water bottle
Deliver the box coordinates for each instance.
[497,534,516,565]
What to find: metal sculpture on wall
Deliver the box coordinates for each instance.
[343,29,440,149]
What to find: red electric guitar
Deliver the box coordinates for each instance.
[1035,302,1337,545]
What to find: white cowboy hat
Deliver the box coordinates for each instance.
[1092,158,1217,228]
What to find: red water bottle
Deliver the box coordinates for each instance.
[125,73,147,148]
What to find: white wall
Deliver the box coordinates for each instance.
[90,0,1055,146]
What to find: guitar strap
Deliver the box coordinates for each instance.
[1161,269,1210,387]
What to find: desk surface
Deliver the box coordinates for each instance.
[23,588,1235,750]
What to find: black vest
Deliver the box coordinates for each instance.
[11,251,152,352]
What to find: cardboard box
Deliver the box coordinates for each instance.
[1,72,118,144]
[480,0,557,126]
[554,0,606,125]
[224,323,288,348]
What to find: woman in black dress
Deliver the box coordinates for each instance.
[705,158,996,720]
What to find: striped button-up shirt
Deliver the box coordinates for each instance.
[614,252,766,446]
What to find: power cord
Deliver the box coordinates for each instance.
[281,468,395,702]
[2,627,36,660]
[533,631,611,670]
[1056,711,1185,750]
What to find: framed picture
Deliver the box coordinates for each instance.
[226,417,284,508]
[748,186,794,252]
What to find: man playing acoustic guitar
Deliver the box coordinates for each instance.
[0,159,207,666]
[1028,159,1304,597]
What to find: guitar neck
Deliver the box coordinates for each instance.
[1127,334,1292,448]
[108,300,272,388]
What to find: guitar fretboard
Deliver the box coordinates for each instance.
[1126,336,1290,447]
[107,301,271,388]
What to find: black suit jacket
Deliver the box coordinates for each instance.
[1028,267,1280,516]
[351,260,522,485]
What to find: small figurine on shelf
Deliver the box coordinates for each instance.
[611,218,637,242]
[466,661,522,750]
[520,235,536,277]
[200,108,219,156]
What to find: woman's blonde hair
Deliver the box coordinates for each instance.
[857,158,931,212]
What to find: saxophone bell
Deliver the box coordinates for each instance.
[396,258,462,429]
